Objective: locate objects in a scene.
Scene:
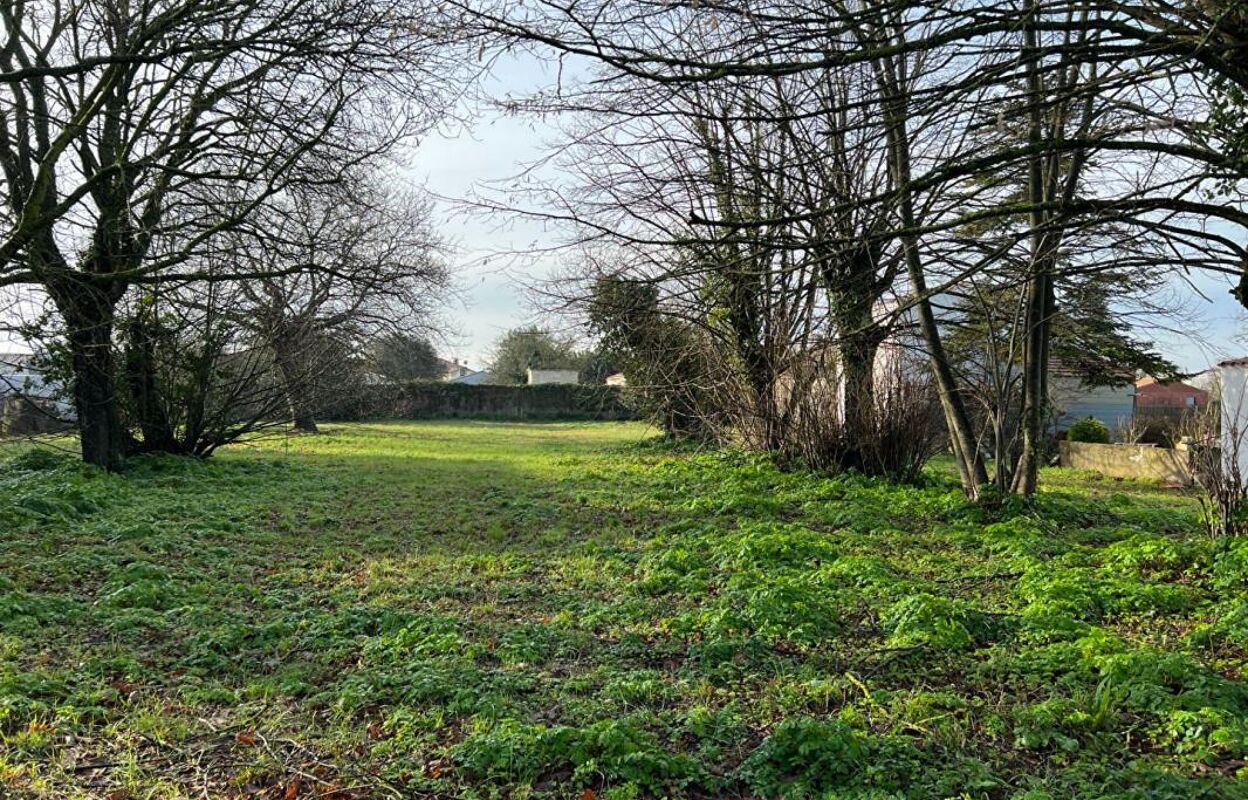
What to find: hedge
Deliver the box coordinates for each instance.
[323,381,638,422]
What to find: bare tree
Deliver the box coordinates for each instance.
[0,0,457,468]
[463,0,1248,496]
[210,179,449,433]
[114,288,294,456]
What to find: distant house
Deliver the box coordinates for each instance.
[527,368,579,385]
[605,373,627,387]
[0,352,74,432]
[1049,364,1136,435]
[0,353,66,405]
[1135,376,1208,415]
[1186,369,1221,401]
[450,369,492,386]
[438,358,473,381]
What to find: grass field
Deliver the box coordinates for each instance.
[3,421,1248,799]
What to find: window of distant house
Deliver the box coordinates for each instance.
[1186,396,1196,407]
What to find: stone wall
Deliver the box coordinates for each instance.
[1058,441,1194,486]
[0,396,74,437]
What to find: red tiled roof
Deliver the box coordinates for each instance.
[1136,376,1203,392]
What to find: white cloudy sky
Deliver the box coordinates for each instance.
[400,54,577,370]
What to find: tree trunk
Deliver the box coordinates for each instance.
[272,336,320,434]
[123,313,179,453]
[833,289,883,471]
[991,411,1012,492]
[291,408,319,434]
[756,374,782,452]
[54,286,127,471]
[838,339,878,459]
[1011,6,1050,498]
[1012,275,1049,496]
[879,70,988,496]
[905,254,989,495]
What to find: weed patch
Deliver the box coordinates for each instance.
[0,422,1241,798]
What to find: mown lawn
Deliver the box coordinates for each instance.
[2,421,1248,799]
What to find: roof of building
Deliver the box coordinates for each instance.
[450,369,492,385]
[1135,376,1206,392]
[0,352,35,369]
[437,357,472,377]
[1048,359,1135,383]
[1220,357,1248,368]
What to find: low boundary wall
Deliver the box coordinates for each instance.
[1058,441,1193,486]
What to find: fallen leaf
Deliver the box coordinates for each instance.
[236,729,257,746]
[582,789,596,800]
[284,779,300,800]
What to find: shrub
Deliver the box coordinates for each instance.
[586,276,727,442]
[1067,417,1111,444]
[778,370,944,484]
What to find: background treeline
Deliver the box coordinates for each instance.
[0,0,466,463]
[323,382,634,421]
[458,0,1248,499]
[4,0,1248,506]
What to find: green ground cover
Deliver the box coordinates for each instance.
[2,421,1247,799]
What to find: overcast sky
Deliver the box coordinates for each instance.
[402,55,573,370]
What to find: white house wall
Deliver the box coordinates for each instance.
[1219,363,1248,478]
[1049,376,1135,433]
